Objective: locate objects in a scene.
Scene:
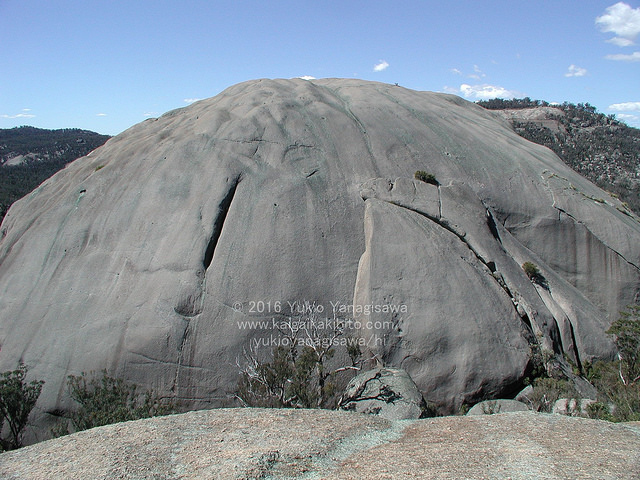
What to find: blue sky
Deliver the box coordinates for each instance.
[1,0,639,135]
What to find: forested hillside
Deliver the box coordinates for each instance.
[478,98,640,214]
[0,127,110,221]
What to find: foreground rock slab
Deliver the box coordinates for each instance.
[1,408,639,479]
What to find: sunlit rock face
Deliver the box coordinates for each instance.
[0,78,638,435]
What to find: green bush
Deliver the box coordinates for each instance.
[527,377,577,413]
[414,171,439,185]
[522,262,547,287]
[585,401,615,421]
[572,306,640,422]
[606,304,640,386]
[522,261,539,279]
[584,360,639,422]
[58,371,174,434]
[0,364,44,450]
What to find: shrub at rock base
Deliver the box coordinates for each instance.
[53,371,175,436]
[0,364,43,451]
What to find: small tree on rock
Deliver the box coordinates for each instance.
[0,364,44,450]
[522,261,547,287]
[607,304,640,386]
[414,171,439,185]
[583,305,640,422]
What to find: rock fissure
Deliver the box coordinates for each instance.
[203,176,241,271]
[383,198,506,291]
[375,196,536,354]
[344,371,383,404]
[567,318,583,371]
[218,137,320,153]
[320,85,375,163]
[542,172,640,273]
[218,137,280,147]
[172,320,191,392]
[554,206,640,273]
[345,384,412,406]
[130,351,185,367]
[486,208,502,244]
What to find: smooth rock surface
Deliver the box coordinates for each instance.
[1,408,639,479]
[339,367,426,420]
[0,78,639,437]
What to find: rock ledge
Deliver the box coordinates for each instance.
[1,408,639,479]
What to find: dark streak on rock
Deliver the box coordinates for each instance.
[203,175,241,271]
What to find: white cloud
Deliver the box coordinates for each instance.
[609,101,640,111]
[608,36,635,46]
[605,51,640,60]
[298,76,316,80]
[617,113,640,124]
[96,113,107,117]
[183,98,202,104]
[564,64,588,77]
[373,60,389,72]
[596,2,640,46]
[0,112,36,119]
[468,64,486,80]
[450,68,462,75]
[459,84,520,100]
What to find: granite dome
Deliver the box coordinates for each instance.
[0,78,638,436]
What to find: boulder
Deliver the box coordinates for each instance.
[0,78,638,439]
[552,398,598,417]
[339,367,427,420]
[467,399,530,415]
[515,385,534,404]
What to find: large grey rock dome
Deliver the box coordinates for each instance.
[0,78,638,436]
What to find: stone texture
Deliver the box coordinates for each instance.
[339,367,426,420]
[0,78,639,438]
[467,399,530,415]
[1,408,639,479]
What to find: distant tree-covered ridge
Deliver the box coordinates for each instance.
[477,98,640,214]
[0,126,110,221]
